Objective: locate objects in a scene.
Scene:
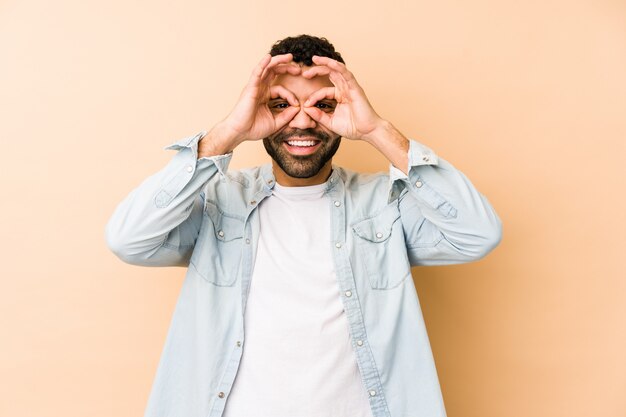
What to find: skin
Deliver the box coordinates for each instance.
[198,53,411,185]
[262,71,342,185]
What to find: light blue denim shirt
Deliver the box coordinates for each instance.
[105,130,502,417]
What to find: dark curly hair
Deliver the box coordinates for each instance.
[269,34,345,66]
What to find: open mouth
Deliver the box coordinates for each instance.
[283,138,322,155]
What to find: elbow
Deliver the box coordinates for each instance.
[472,215,503,261]
[104,220,146,265]
[105,221,131,263]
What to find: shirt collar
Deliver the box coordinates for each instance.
[260,163,342,194]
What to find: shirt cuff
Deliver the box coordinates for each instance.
[388,139,439,202]
[163,130,233,177]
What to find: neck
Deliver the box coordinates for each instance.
[272,160,333,186]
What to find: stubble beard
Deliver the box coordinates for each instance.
[263,128,342,179]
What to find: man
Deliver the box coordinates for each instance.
[106,35,502,417]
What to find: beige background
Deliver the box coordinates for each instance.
[1,0,625,416]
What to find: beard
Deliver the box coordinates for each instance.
[263,128,341,178]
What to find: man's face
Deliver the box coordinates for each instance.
[263,67,341,182]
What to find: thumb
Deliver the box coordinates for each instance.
[274,106,300,130]
[303,107,332,130]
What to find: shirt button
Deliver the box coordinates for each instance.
[356,340,364,346]
[334,201,341,207]
[218,392,225,398]
[236,341,242,347]
[186,165,193,173]
[422,155,430,162]
[415,180,423,188]
[218,230,224,238]
[245,238,250,244]
[375,232,383,239]
[369,389,376,397]
[267,179,274,185]
[335,242,342,248]
[345,290,352,297]
[250,200,257,205]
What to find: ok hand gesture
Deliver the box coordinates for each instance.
[200,53,301,157]
[300,55,385,142]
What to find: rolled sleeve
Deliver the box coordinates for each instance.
[105,130,233,266]
[393,138,502,265]
[388,139,439,203]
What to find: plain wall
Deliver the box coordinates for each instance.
[1,0,625,416]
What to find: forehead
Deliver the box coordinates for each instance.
[271,67,333,98]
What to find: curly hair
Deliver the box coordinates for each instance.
[269,34,345,66]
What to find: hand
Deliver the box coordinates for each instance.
[200,54,302,156]
[300,55,385,142]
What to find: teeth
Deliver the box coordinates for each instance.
[287,140,317,147]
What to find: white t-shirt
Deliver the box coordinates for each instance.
[222,182,374,417]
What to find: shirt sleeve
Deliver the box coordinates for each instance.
[394,139,502,266]
[104,130,233,267]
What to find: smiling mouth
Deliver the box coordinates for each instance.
[285,139,320,147]
[282,137,322,155]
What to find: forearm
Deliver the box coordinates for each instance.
[363,120,410,174]
[197,122,241,158]
[397,141,502,264]
[105,131,232,266]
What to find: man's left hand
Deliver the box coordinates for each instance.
[300,56,385,142]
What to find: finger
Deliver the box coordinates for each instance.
[301,66,331,79]
[249,54,272,82]
[303,62,352,94]
[270,85,299,107]
[260,53,294,81]
[274,106,300,129]
[303,106,332,129]
[311,55,354,80]
[270,63,302,76]
[304,87,336,107]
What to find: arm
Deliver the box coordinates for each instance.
[394,138,502,265]
[364,122,502,265]
[104,131,232,267]
[105,53,303,267]
[302,56,502,265]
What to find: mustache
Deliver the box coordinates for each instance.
[273,128,331,143]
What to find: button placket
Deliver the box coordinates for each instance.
[326,179,390,413]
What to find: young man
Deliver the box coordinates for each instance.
[106,35,502,417]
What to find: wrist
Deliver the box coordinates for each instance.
[362,118,393,145]
[198,122,240,158]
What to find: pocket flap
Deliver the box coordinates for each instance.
[352,205,401,243]
[205,202,244,242]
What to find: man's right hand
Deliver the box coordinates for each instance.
[198,53,301,158]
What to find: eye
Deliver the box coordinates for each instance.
[269,101,290,113]
[314,101,335,112]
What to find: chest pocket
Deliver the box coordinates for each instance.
[189,201,245,286]
[351,203,412,290]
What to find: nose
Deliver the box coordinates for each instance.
[288,106,316,130]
